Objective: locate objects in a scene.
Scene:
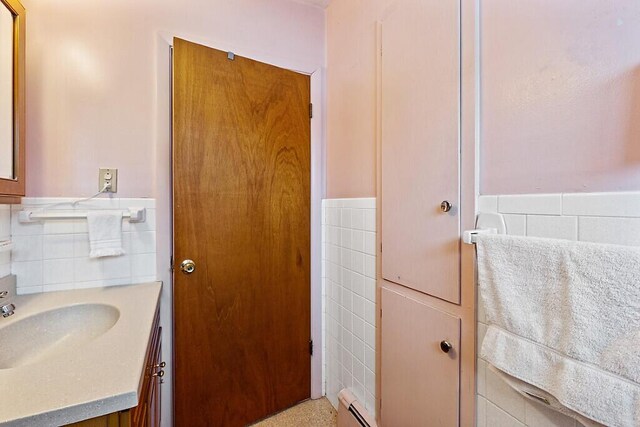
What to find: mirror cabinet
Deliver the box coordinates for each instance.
[0,0,24,203]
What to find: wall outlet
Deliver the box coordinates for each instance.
[99,168,118,193]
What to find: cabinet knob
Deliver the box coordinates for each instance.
[440,201,452,213]
[152,369,165,378]
[153,361,166,369]
[440,340,453,353]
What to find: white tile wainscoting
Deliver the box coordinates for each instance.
[0,205,10,278]
[477,191,640,427]
[322,198,377,416]
[9,197,157,294]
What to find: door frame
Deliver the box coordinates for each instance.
[155,34,325,426]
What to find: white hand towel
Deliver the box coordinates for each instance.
[87,210,125,258]
[476,234,640,427]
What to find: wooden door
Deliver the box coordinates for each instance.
[381,0,461,303]
[380,288,461,426]
[173,38,311,426]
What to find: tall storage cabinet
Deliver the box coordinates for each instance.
[379,0,473,425]
[381,0,461,304]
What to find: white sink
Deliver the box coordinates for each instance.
[0,303,120,369]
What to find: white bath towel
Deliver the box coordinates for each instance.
[489,366,604,427]
[476,234,640,427]
[87,210,125,258]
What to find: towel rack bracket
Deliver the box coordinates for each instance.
[463,228,497,244]
[463,212,506,244]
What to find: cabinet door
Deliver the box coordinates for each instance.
[148,333,162,427]
[381,0,461,303]
[148,379,159,427]
[380,288,460,427]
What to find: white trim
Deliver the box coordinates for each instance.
[310,67,325,399]
[475,0,482,202]
[154,37,174,427]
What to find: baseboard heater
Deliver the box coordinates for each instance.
[337,389,377,427]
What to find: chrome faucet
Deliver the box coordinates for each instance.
[1,302,14,317]
[0,290,14,317]
[0,275,16,318]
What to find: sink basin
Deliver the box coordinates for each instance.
[0,303,120,369]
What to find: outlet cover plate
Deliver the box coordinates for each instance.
[99,168,118,193]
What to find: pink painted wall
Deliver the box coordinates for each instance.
[325,0,394,198]
[24,0,325,197]
[326,0,640,197]
[481,0,640,194]
[23,2,325,426]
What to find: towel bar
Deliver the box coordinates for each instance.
[18,207,146,223]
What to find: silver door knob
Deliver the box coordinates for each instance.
[440,340,453,353]
[180,259,196,274]
[440,201,452,212]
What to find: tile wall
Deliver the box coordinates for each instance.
[8,197,157,294]
[0,205,10,278]
[322,198,377,416]
[477,191,640,427]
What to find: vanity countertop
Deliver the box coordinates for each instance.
[0,282,162,427]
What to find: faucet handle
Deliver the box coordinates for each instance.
[1,303,15,317]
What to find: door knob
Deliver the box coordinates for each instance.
[180,259,196,274]
[440,340,453,353]
[440,201,452,213]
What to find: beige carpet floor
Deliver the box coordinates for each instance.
[251,397,337,427]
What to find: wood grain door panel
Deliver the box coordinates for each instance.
[381,0,461,303]
[380,287,461,427]
[173,38,311,427]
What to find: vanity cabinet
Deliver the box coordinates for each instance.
[69,309,163,427]
[131,319,163,427]
[380,289,461,427]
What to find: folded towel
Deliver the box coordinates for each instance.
[87,210,125,258]
[476,234,640,427]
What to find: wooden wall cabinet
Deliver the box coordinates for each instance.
[0,0,25,204]
[69,310,163,427]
